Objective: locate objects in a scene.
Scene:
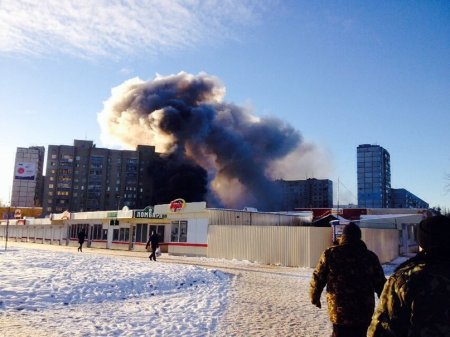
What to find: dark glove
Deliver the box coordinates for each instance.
[312,297,321,309]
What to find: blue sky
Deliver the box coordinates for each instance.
[0,0,449,209]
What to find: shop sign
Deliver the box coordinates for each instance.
[134,206,167,219]
[50,210,71,221]
[14,209,22,219]
[169,198,186,212]
[107,211,118,218]
[61,210,71,220]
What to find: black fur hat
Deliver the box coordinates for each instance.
[417,215,450,251]
[342,222,362,241]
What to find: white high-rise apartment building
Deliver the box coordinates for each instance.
[11,146,45,207]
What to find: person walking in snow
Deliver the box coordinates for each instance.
[368,215,450,337]
[77,230,86,252]
[146,230,160,261]
[310,222,386,337]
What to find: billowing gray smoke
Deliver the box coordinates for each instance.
[99,72,320,210]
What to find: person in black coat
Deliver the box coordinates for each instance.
[146,231,160,261]
[77,230,86,252]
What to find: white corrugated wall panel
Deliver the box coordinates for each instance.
[362,228,399,263]
[207,225,333,267]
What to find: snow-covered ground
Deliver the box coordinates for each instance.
[0,245,231,336]
[0,243,409,337]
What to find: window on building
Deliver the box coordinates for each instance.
[70,224,89,239]
[121,228,129,242]
[136,224,148,244]
[92,224,107,240]
[112,228,129,242]
[170,221,187,242]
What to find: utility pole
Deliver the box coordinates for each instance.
[4,189,11,251]
[337,177,340,217]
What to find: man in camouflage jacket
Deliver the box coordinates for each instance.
[310,222,386,337]
[368,215,450,337]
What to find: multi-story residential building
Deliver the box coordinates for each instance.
[391,188,429,209]
[43,140,157,215]
[11,146,45,207]
[357,144,391,208]
[277,178,333,210]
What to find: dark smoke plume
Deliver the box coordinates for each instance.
[99,72,328,210]
[150,154,208,205]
